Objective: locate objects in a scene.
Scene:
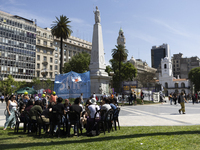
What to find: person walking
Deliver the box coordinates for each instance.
[173,93,177,105]
[1,95,4,103]
[178,92,188,114]
[129,93,133,105]
[169,93,173,105]
[3,95,18,130]
[140,90,144,105]
[192,94,196,105]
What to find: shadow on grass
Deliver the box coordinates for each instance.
[1,130,200,149]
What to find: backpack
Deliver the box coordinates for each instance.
[178,96,181,103]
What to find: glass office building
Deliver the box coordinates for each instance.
[0,11,36,81]
[151,44,170,69]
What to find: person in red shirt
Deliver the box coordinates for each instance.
[50,91,58,104]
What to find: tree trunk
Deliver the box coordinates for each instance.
[60,36,63,74]
[119,50,122,94]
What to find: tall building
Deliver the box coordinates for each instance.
[0,11,36,82]
[172,53,200,79]
[151,44,170,69]
[36,26,92,80]
[159,56,190,96]
[0,10,92,82]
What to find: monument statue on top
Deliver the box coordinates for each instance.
[89,6,110,95]
[94,6,101,24]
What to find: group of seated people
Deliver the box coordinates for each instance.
[19,95,119,136]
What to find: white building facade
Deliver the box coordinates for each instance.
[159,57,190,96]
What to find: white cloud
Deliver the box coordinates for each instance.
[150,18,190,37]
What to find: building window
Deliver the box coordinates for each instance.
[55,65,58,70]
[55,59,58,64]
[37,48,40,52]
[43,33,47,38]
[177,64,179,67]
[37,39,40,44]
[37,55,40,61]
[43,56,47,61]
[50,65,52,70]
[37,63,40,69]
[50,72,52,78]
[181,83,185,88]
[69,50,71,57]
[50,57,53,63]
[55,53,58,58]
[43,50,47,53]
[175,83,178,88]
[50,43,53,47]
[55,47,58,51]
[64,49,66,55]
[55,71,58,76]
[55,41,58,45]
[164,64,167,69]
[37,71,40,77]
[165,82,168,88]
[43,41,47,46]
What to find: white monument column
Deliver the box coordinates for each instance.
[89,6,111,95]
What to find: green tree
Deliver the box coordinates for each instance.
[32,78,41,90]
[188,67,200,92]
[108,59,137,92]
[111,45,128,93]
[0,75,16,95]
[121,62,137,81]
[51,15,72,74]
[105,65,113,76]
[63,52,90,73]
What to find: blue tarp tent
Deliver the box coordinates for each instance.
[54,71,91,99]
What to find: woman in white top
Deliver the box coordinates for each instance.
[3,95,18,130]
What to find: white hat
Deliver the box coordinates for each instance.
[89,98,96,104]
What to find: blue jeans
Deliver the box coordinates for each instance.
[4,108,16,129]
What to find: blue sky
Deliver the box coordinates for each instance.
[0,0,200,66]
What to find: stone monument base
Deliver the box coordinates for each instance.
[90,75,111,95]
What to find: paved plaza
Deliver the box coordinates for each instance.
[0,101,200,127]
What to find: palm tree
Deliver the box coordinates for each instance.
[51,15,72,74]
[112,44,128,93]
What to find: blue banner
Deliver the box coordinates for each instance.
[54,71,91,99]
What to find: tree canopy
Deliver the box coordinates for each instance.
[51,15,72,74]
[107,59,137,93]
[63,52,90,73]
[188,67,200,91]
[111,44,128,93]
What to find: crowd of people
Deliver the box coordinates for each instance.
[2,91,120,136]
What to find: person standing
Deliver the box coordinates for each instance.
[1,95,4,103]
[169,93,173,105]
[129,93,133,105]
[34,94,39,101]
[3,95,18,130]
[173,93,177,105]
[50,91,58,104]
[140,90,144,105]
[192,94,196,105]
[80,93,84,105]
[23,92,30,104]
[178,92,188,114]
[133,92,137,106]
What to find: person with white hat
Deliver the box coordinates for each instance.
[86,98,100,134]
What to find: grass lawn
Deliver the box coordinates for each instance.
[1,126,200,150]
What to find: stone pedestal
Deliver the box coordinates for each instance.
[89,6,111,95]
